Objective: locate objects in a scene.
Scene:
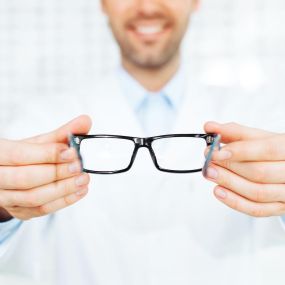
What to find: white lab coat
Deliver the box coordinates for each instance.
[0,66,285,285]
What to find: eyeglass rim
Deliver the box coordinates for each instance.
[70,133,218,174]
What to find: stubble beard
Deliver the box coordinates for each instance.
[109,21,183,70]
[120,37,181,70]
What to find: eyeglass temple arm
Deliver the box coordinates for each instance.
[202,134,221,177]
[68,134,84,172]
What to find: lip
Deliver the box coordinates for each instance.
[127,21,172,42]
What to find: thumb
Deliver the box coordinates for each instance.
[23,115,92,144]
[204,121,275,143]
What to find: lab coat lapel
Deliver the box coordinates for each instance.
[81,71,144,136]
[172,71,219,134]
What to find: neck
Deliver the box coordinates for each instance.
[122,53,181,92]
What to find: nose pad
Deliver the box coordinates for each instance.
[147,147,159,168]
[132,139,158,170]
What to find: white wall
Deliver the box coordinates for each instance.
[0,0,285,132]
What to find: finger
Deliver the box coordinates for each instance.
[212,160,285,184]
[23,115,92,144]
[0,140,77,166]
[205,164,285,203]
[33,187,88,218]
[210,134,285,162]
[5,188,88,220]
[213,186,285,217]
[204,121,276,144]
[0,160,82,190]
[0,173,90,208]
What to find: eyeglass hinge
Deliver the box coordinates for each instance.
[74,137,81,144]
[206,136,215,144]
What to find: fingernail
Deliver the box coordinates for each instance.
[207,167,218,179]
[68,161,81,174]
[215,188,227,199]
[60,148,74,161]
[216,150,232,160]
[75,174,89,187]
[76,188,88,196]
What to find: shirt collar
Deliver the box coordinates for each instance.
[117,64,186,111]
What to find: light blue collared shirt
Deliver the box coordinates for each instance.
[0,217,22,244]
[117,65,186,136]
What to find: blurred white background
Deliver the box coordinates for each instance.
[0,1,285,283]
[0,0,285,135]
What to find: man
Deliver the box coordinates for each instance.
[0,1,285,284]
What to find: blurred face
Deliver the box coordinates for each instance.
[102,0,199,69]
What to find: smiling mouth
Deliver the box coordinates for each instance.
[136,25,164,35]
[128,22,171,40]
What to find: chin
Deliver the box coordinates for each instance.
[129,49,178,69]
[130,57,168,69]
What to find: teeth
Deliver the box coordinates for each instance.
[136,26,163,35]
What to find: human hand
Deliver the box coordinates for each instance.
[203,121,285,217]
[0,115,92,221]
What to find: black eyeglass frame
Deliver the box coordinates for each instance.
[70,133,218,174]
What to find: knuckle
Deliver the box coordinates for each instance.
[254,187,268,203]
[50,164,58,182]
[248,206,264,218]
[55,163,65,181]
[219,159,232,170]
[36,204,50,216]
[46,143,64,164]
[253,164,267,183]
[57,179,73,196]
[63,195,71,207]
[46,144,58,164]
[63,194,75,207]
[48,163,63,183]
[217,169,230,188]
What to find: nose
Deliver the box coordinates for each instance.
[137,0,161,17]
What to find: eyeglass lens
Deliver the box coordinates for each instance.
[80,136,207,172]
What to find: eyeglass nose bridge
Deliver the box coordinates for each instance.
[134,137,151,148]
[132,137,159,170]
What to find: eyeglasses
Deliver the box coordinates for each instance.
[69,134,220,174]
